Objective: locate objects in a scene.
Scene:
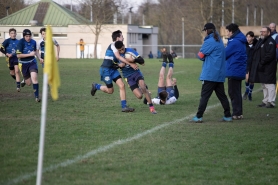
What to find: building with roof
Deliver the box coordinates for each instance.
[0,0,158,59]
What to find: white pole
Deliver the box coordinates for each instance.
[254,6,257,26]
[90,4,93,22]
[36,73,48,185]
[261,8,263,26]
[246,5,249,26]
[221,1,224,27]
[210,0,213,22]
[182,17,184,59]
[232,0,234,23]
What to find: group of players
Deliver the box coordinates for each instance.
[90,30,179,114]
[1,28,179,112]
[0,27,60,102]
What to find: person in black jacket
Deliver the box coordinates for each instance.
[243,31,258,101]
[249,26,277,108]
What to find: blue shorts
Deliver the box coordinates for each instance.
[7,56,19,70]
[126,71,144,88]
[21,59,38,79]
[100,67,121,85]
[157,86,175,99]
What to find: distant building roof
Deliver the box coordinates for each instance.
[0,0,90,26]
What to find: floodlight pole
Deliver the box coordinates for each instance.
[182,17,184,59]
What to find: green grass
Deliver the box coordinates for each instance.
[1,57,278,185]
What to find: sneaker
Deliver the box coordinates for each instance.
[17,88,20,92]
[257,102,266,107]
[35,98,41,102]
[242,92,248,100]
[91,83,97,96]
[150,107,157,114]
[122,106,135,112]
[21,80,26,87]
[191,116,203,123]
[232,115,243,120]
[222,116,232,122]
[265,102,274,108]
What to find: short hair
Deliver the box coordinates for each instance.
[9,28,16,33]
[114,41,124,49]
[112,30,122,41]
[226,23,239,33]
[159,91,168,103]
[40,27,46,34]
[262,26,271,33]
[246,31,255,37]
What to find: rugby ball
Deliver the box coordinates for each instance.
[125,52,136,59]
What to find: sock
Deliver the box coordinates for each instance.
[148,103,154,107]
[169,63,174,68]
[162,62,167,68]
[33,83,39,98]
[121,100,127,108]
[249,84,254,95]
[11,75,16,80]
[245,82,249,94]
[16,82,20,88]
[95,83,101,90]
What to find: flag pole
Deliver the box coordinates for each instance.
[36,73,48,185]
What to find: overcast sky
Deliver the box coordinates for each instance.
[32,0,158,11]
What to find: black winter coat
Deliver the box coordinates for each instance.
[249,36,277,84]
[246,38,258,73]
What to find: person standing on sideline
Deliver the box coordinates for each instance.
[243,31,258,101]
[0,28,24,92]
[37,27,60,68]
[269,23,278,60]
[225,23,247,120]
[249,26,277,108]
[191,23,232,123]
[16,29,42,102]
[78,38,85,58]
[90,30,138,112]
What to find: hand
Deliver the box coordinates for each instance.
[130,63,138,70]
[39,58,44,64]
[6,53,12,58]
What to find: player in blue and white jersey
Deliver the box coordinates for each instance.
[16,29,42,102]
[114,41,157,114]
[37,27,60,68]
[90,30,139,112]
[0,28,25,91]
[151,48,179,105]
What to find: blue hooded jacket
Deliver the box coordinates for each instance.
[198,32,226,82]
[225,30,247,80]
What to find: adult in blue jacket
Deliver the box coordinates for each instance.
[191,23,232,123]
[225,23,247,120]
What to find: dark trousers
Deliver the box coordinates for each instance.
[228,78,243,116]
[196,81,231,118]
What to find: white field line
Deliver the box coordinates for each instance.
[173,71,184,74]
[4,87,264,185]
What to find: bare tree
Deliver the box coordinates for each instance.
[0,0,26,19]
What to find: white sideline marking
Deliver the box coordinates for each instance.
[173,71,184,74]
[3,103,221,185]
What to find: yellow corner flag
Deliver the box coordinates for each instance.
[44,25,60,100]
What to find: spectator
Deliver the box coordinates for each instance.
[225,23,247,120]
[249,26,277,108]
[77,38,85,58]
[191,23,232,123]
[269,23,278,61]
[148,51,153,59]
[243,31,258,101]
[171,50,177,58]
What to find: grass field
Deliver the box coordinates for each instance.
[1,57,278,185]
